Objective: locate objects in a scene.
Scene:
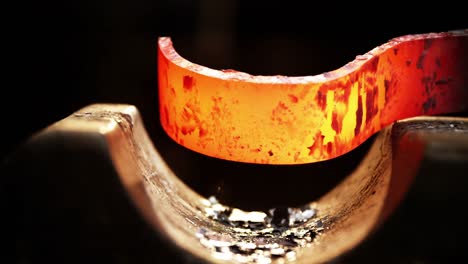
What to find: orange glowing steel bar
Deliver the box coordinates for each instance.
[158,30,468,165]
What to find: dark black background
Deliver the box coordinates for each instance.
[3,1,468,263]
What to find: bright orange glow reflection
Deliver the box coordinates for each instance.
[158,30,468,164]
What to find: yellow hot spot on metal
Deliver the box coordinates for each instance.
[361,89,368,133]
[377,75,387,124]
[341,82,359,142]
[320,90,336,145]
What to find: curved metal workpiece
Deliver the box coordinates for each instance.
[158,30,468,164]
[4,104,468,263]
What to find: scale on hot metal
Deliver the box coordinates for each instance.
[3,30,468,263]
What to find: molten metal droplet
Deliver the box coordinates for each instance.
[158,30,468,164]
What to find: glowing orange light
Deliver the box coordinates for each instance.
[158,30,468,165]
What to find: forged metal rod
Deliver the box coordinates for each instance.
[158,30,468,164]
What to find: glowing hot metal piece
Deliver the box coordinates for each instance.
[158,30,468,164]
